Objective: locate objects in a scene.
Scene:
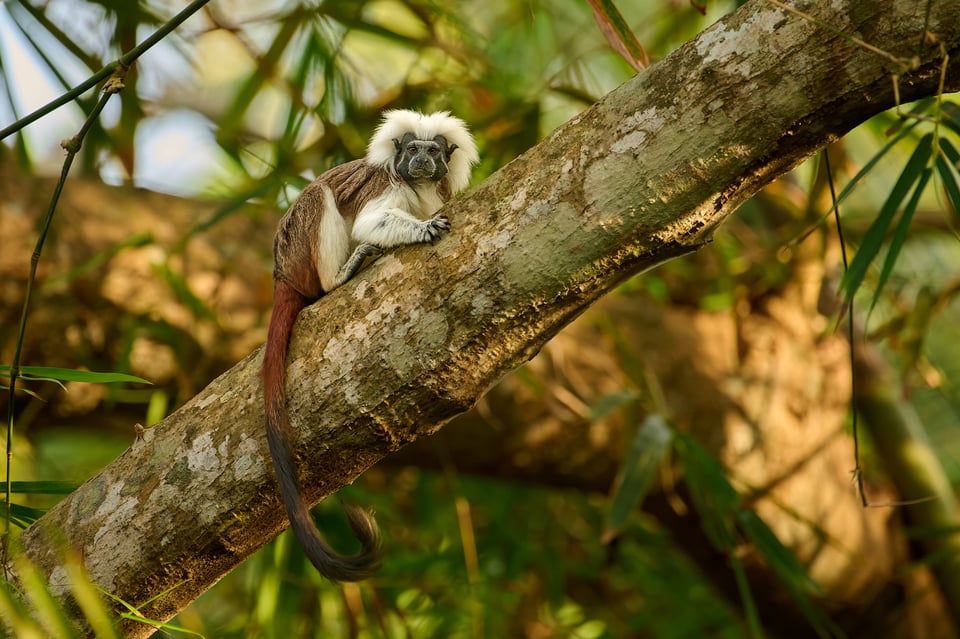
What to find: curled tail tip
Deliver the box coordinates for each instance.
[342,503,385,576]
[294,502,384,583]
[345,504,383,549]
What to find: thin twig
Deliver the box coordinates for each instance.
[2,0,211,568]
[4,84,114,564]
[0,0,210,142]
[823,150,867,507]
[765,0,914,71]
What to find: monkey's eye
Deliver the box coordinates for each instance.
[427,147,438,155]
[408,146,418,154]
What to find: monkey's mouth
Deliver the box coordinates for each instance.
[406,164,434,179]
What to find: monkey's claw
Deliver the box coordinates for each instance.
[424,215,451,242]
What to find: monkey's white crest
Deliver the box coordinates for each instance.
[366,109,479,194]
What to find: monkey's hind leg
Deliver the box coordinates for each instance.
[331,243,383,289]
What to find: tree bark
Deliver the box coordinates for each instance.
[12,0,960,635]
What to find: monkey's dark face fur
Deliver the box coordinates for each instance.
[393,132,458,183]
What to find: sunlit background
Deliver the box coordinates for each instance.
[3,1,960,637]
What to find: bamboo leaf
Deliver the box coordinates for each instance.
[738,511,839,638]
[823,118,920,222]
[64,558,120,639]
[8,481,79,495]
[867,164,933,316]
[153,262,217,321]
[99,583,206,638]
[14,551,75,639]
[730,553,764,639]
[883,99,933,137]
[905,523,960,539]
[585,0,649,71]
[606,414,672,534]
[941,101,960,137]
[737,511,817,592]
[589,389,640,421]
[842,133,933,301]
[1,553,47,639]
[9,502,47,528]
[217,11,302,155]
[898,286,937,380]
[42,232,153,290]
[673,432,739,550]
[174,182,274,253]
[938,137,960,219]
[1,366,151,385]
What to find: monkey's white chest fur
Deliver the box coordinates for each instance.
[315,181,444,292]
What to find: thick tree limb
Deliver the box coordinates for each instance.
[14,0,960,634]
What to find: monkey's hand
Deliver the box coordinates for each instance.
[422,215,450,243]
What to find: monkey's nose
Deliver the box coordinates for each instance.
[408,160,433,177]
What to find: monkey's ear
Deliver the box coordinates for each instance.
[446,143,459,160]
[393,138,402,152]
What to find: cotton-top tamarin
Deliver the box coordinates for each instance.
[261,110,478,581]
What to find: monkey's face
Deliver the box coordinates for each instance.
[393,133,456,183]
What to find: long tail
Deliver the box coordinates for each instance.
[261,280,383,582]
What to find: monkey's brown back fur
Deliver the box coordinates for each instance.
[273,160,387,298]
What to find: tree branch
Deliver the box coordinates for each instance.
[13,0,960,635]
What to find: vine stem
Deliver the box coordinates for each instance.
[2,0,211,567]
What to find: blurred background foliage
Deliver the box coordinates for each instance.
[2,0,960,637]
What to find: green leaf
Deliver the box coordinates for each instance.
[606,414,672,534]
[218,12,301,152]
[673,432,740,550]
[173,183,273,253]
[64,560,120,639]
[737,511,816,593]
[585,0,648,71]
[8,502,47,528]
[116,613,207,638]
[700,290,734,311]
[1,366,151,385]
[589,389,640,421]
[152,262,217,322]
[938,137,960,219]
[42,232,153,290]
[941,101,960,137]
[9,480,79,495]
[883,99,934,137]
[841,132,933,301]
[905,523,960,539]
[99,582,206,638]
[730,553,764,639]
[146,390,169,426]
[824,118,920,223]
[738,511,839,638]
[14,549,76,639]
[867,163,933,316]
